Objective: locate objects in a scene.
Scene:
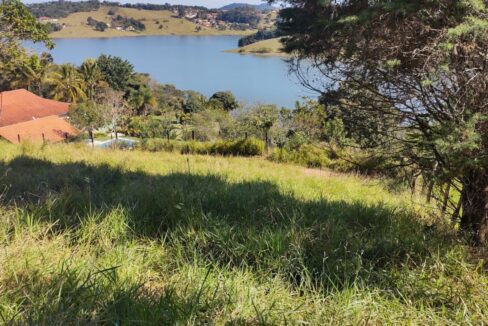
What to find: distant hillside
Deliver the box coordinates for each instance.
[220,3,277,11]
[43,6,253,39]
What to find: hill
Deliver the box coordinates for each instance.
[1,142,487,323]
[45,6,253,38]
[220,2,277,11]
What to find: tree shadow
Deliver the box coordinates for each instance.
[0,155,449,292]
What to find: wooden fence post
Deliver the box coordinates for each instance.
[17,134,20,143]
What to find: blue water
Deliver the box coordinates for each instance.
[25,36,313,107]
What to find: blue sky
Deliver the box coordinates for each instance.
[22,0,267,9]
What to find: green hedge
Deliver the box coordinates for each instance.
[270,144,331,169]
[139,138,265,157]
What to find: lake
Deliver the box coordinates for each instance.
[26,36,313,108]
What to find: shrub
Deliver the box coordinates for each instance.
[139,138,175,152]
[180,141,211,155]
[270,144,331,168]
[138,138,265,157]
[187,138,264,156]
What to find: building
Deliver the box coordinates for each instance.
[0,89,78,144]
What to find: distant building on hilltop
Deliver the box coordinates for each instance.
[0,89,78,144]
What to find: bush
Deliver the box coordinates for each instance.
[184,138,265,156]
[138,138,265,157]
[270,144,331,168]
[139,138,176,152]
[325,147,395,176]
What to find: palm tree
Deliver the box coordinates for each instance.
[49,64,87,103]
[129,86,156,116]
[79,59,104,101]
[15,54,52,95]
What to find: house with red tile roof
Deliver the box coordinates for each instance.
[0,89,79,144]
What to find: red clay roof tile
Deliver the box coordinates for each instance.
[0,89,70,127]
[0,115,79,144]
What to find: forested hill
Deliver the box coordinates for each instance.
[28,0,100,18]
[219,3,277,11]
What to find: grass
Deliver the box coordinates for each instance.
[49,6,253,39]
[227,38,287,57]
[0,141,487,324]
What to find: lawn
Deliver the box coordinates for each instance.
[49,6,253,39]
[0,142,486,324]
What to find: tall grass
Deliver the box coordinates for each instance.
[0,141,486,324]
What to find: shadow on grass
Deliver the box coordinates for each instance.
[0,156,449,291]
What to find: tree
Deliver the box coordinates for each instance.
[128,86,156,116]
[95,21,108,32]
[217,6,260,27]
[209,91,239,111]
[151,83,185,113]
[68,101,106,145]
[243,104,279,149]
[96,54,134,91]
[49,63,86,103]
[177,6,186,18]
[0,0,52,91]
[79,58,104,100]
[183,90,207,114]
[15,52,53,95]
[277,0,488,243]
[98,88,127,140]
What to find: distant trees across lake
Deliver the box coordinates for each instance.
[217,6,260,28]
[238,28,283,47]
[28,0,100,18]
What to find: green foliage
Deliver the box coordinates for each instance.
[238,28,282,47]
[208,91,238,111]
[277,0,488,239]
[217,6,260,28]
[323,117,348,147]
[188,109,234,141]
[252,104,279,131]
[0,0,53,91]
[27,0,100,19]
[68,101,106,132]
[95,21,108,32]
[96,54,135,91]
[140,138,265,156]
[151,83,185,113]
[183,90,207,114]
[111,14,146,32]
[271,144,331,168]
[49,63,86,102]
[13,52,53,95]
[128,86,156,115]
[128,115,169,138]
[79,58,104,100]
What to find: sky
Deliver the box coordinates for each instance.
[22,0,268,9]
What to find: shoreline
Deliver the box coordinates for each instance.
[224,48,289,58]
[50,32,251,40]
[224,37,288,58]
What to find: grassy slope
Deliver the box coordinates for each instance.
[49,6,253,38]
[0,142,487,324]
[227,38,286,56]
